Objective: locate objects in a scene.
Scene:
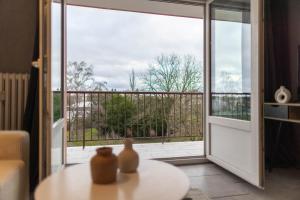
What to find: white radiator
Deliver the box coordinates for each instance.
[0,73,30,130]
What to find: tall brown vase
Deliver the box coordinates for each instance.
[90,147,118,184]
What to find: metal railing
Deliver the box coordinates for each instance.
[66,91,203,147]
[65,91,251,147]
[211,92,251,120]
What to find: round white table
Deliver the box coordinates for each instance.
[35,160,190,200]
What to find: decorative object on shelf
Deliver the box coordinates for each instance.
[90,147,118,184]
[274,86,291,104]
[118,138,139,173]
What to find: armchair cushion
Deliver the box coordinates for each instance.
[0,160,25,200]
[0,131,29,162]
[0,131,29,200]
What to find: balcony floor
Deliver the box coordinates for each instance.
[67,141,204,164]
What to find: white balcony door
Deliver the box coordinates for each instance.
[50,0,66,174]
[39,0,67,176]
[205,0,264,187]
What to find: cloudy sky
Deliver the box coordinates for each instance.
[52,4,251,93]
[65,5,203,91]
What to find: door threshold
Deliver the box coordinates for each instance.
[153,156,210,166]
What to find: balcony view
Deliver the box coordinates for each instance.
[56,5,205,163]
[52,5,250,163]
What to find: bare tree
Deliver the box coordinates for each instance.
[141,54,203,137]
[67,61,107,138]
[143,54,202,92]
[143,54,180,92]
[67,61,107,91]
[129,69,136,91]
[177,55,202,92]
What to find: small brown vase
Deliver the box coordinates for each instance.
[90,147,118,184]
[118,139,139,173]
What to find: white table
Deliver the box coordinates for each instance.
[35,160,190,200]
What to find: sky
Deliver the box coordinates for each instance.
[66,5,203,91]
[52,4,251,93]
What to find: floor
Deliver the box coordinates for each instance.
[179,163,300,200]
[67,141,300,199]
[67,141,204,163]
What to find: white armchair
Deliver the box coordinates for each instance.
[0,131,29,200]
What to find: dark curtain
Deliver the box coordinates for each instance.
[265,0,290,101]
[23,0,39,192]
[264,0,296,169]
[23,67,39,192]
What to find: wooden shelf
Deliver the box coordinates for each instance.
[264,116,300,124]
[264,102,300,107]
[264,102,300,123]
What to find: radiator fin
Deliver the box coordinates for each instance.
[0,73,30,130]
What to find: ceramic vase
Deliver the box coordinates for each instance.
[118,139,139,173]
[274,86,291,104]
[90,147,118,184]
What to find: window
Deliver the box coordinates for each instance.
[210,0,251,120]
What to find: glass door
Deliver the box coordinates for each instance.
[39,0,66,176]
[205,0,264,187]
[50,0,66,173]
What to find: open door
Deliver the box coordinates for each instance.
[49,0,67,174]
[39,0,67,176]
[205,0,264,187]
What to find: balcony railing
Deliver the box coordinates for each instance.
[66,91,203,147]
[65,91,250,148]
[211,92,251,120]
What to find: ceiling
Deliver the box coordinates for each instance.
[66,0,205,19]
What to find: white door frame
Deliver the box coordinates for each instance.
[65,0,207,163]
[204,0,264,187]
[39,0,67,178]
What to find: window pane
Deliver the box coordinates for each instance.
[210,0,251,120]
[51,1,63,173]
[52,2,62,123]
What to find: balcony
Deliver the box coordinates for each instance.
[66,91,250,163]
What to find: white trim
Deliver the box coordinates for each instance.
[208,116,251,131]
[62,0,206,166]
[53,118,64,129]
[207,155,263,188]
[155,156,210,165]
[204,0,211,158]
[66,0,204,19]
